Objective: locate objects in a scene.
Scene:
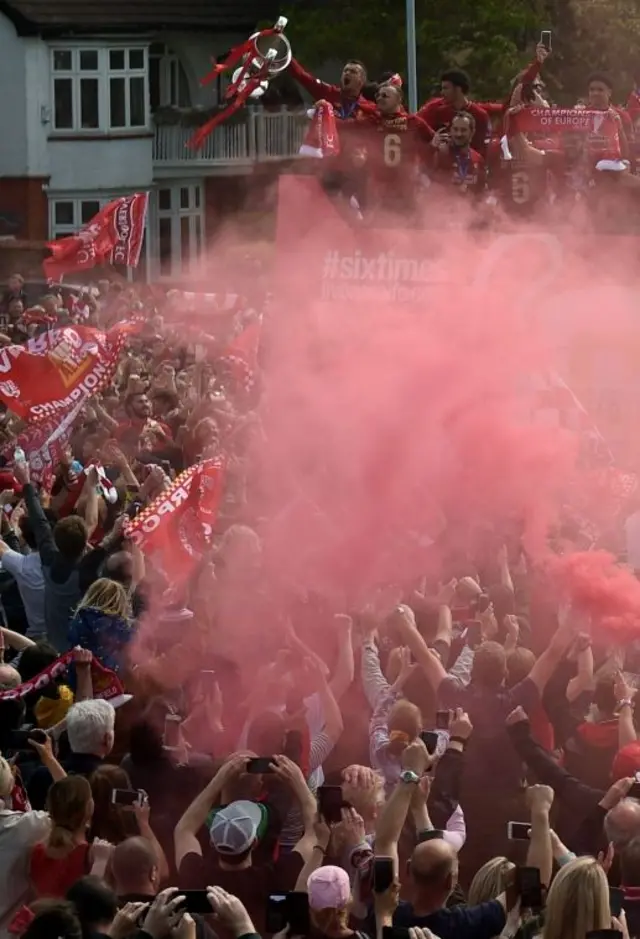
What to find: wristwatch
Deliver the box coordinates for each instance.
[618,698,634,710]
[400,770,420,785]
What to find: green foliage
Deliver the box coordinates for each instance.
[282,0,543,100]
[280,0,640,104]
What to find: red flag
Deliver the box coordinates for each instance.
[1,398,83,487]
[300,102,340,159]
[218,320,260,392]
[0,320,141,422]
[43,193,148,281]
[124,458,224,585]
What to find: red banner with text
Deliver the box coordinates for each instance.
[0,320,141,422]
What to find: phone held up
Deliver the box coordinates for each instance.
[373,857,395,894]
[318,785,349,825]
[540,30,552,51]
[163,714,182,751]
[420,731,439,755]
[111,788,145,808]
[515,867,542,909]
[507,821,530,841]
[266,893,310,935]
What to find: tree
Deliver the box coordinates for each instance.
[282,0,543,101]
[281,0,640,105]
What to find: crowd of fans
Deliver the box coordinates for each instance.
[287,41,640,229]
[0,268,638,939]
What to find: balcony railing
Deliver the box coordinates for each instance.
[153,109,307,167]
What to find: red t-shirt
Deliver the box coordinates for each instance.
[418,98,490,154]
[31,841,91,898]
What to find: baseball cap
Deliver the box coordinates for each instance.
[307,866,351,910]
[209,800,262,855]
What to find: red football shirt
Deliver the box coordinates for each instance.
[418,98,489,154]
[361,112,434,208]
[430,146,486,194]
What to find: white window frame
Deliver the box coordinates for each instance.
[149,43,191,109]
[50,44,150,134]
[155,182,205,278]
[49,193,150,281]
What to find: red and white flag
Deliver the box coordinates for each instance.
[300,102,340,159]
[124,458,224,585]
[1,398,83,487]
[0,320,141,422]
[43,193,148,281]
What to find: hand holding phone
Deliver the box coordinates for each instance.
[318,785,347,825]
[112,788,145,808]
[516,866,542,908]
[540,30,552,52]
[435,710,450,730]
[247,757,276,774]
[179,891,213,915]
[420,731,439,755]
[163,714,182,750]
[373,857,395,893]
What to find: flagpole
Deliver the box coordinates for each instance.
[406,0,418,113]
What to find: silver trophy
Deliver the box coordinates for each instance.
[230,16,292,100]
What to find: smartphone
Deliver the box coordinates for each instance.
[318,785,345,825]
[421,731,439,755]
[609,886,624,918]
[200,669,216,687]
[629,782,640,800]
[9,728,48,749]
[465,621,483,649]
[179,891,213,915]
[418,829,445,842]
[516,866,542,908]
[507,821,530,841]
[475,593,491,614]
[287,892,310,935]
[435,710,450,730]
[163,714,181,750]
[111,788,144,808]
[373,857,395,894]
[266,895,288,934]
[246,757,275,774]
[540,30,552,52]
[284,729,303,763]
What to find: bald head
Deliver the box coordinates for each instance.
[605,799,640,849]
[0,665,21,689]
[111,837,158,895]
[411,838,458,892]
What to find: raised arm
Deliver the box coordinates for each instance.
[289,58,338,102]
[392,604,449,693]
[527,615,576,694]
[614,671,637,749]
[375,739,431,866]
[174,754,246,869]
[525,784,554,889]
[14,463,57,566]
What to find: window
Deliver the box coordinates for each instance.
[155,183,204,277]
[51,46,149,133]
[49,194,149,281]
[149,43,191,111]
[50,197,104,240]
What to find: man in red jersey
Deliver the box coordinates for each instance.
[428,112,486,196]
[359,79,434,215]
[288,57,374,122]
[419,69,489,155]
[585,73,632,161]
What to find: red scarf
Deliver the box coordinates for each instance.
[0,650,124,702]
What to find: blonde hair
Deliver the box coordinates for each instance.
[387,699,422,756]
[77,578,131,620]
[468,856,514,905]
[543,857,610,939]
[45,776,93,855]
[310,908,350,935]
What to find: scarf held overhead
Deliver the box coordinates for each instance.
[0,650,124,702]
[124,457,224,584]
[0,320,142,422]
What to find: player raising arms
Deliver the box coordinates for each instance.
[357,77,435,217]
[288,56,375,122]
